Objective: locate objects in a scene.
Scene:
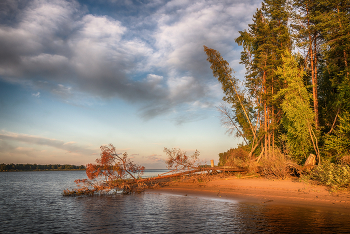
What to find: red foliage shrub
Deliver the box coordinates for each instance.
[64,144,145,196]
[164,147,200,170]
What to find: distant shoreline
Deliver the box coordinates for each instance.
[0,169,86,172]
[149,176,350,213]
[0,163,86,172]
[0,168,168,172]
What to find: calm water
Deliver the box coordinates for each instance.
[1,171,350,233]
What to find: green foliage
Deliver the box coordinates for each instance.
[325,112,350,157]
[232,0,292,158]
[315,0,350,85]
[218,146,250,167]
[275,51,318,162]
[315,0,350,129]
[309,161,350,189]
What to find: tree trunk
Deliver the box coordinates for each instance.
[313,34,319,128]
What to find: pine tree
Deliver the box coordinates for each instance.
[235,0,292,158]
[316,0,350,133]
[292,0,321,128]
[203,46,257,145]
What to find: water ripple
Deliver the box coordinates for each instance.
[1,171,350,233]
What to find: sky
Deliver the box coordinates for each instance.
[0,0,263,168]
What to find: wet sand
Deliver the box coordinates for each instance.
[149,176,350,213]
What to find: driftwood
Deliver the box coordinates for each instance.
[211,167,247,172]
[139,168,203,183]
[122,166,247,191]
[304,154,316,167]
[64,167,248,196]
[303,154,316,172]
[281,154,317,177]
[105,168,205,194]
[340,155,350,166]
[140,166,246,182]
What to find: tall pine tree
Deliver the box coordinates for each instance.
[292,0,321,128]
[235,0,291,158]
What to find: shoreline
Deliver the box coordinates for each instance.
[148,176,350,213]
[0,169,86,172]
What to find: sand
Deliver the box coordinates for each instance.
[149,176,350,213]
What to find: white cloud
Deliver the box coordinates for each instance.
[32,92,40,98]
[78,15,126,41]
[0,0,262,121]
[146,74,163,83]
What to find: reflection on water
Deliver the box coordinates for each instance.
[1,171,350,233]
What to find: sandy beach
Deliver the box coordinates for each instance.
[149,176,350,213]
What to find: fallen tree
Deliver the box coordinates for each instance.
[63,144,145,196]
[63,146,247,196]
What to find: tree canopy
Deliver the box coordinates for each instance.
[205,0,350,164]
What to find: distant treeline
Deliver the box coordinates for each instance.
[0,163,86,172]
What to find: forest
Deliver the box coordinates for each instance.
[0,163,86,172]
[204,0,350,187]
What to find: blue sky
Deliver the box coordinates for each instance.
[0,0,262,168]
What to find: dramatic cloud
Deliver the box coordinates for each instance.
[0,0,262,120]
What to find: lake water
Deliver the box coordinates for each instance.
[1,170,350,233]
